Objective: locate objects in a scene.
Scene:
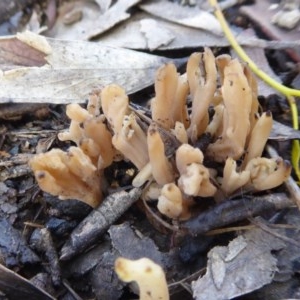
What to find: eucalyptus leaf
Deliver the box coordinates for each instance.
[0,35,184,104]
[99,11,229,50]
[140,0,223,36]
[192,228,285,300]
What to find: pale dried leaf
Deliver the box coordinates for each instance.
[224,235,247,262]
[243,46,281,97]
[140,18,175,51]
[270,120,300,141]
[46,0,140,40]
[140,0,223,36]
[192,228,285,300]
[231,29,282,97]
[0,35,180,104]
[85,0,140,39]
[98,10,300,52]
[97,11,300,50]
[210,250,226,290]
[45,0,100,40]
[99,11,229,50]
[95,0,113,12]
[240,1,300,61]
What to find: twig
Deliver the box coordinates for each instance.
[168,268,205,288]
[62,280,83,300]
[182,193,293,236]
[206,223,297,235]
[239,38,300,50]
[60,188,142,260]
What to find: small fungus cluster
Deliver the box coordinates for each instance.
[30,93,114,208]
[30,48,291,217]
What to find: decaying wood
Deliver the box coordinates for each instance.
[182,193,294,236]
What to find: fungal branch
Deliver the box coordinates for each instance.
[115,257,169,300]
[208,0,300,182]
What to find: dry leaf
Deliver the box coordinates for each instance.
[140,18,175,51]
[98,10,300,51]
[240,1,300,61]
[0,36,48,68]
[46,0,140,40]
[99,11,229,50]
[270,120,300,141]
[231,29,282,97]
[84,0,141,39]
[192,228,285,300]
[140,0,223,36]
[95,0,113,12]
[0,34,181,104]
[45,0,100,40]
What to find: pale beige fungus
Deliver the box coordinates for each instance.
[115,257,169,300]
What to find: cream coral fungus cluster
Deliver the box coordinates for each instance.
[30,92,117,207]
[30,48,291,215]
[29,147,102,208]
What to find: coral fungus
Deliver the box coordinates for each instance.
[115,257,169,300]
[30,48,291,219]
[29,147,101,208]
